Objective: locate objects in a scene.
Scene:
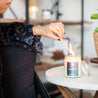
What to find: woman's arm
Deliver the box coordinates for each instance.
[33,22,65,40]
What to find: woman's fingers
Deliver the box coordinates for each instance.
[59,22,65,33]
[50,22,65,39]
[57,22,65,34]
[51,23,62,39]
[56,22,64,27]
[33,22,65,40]
[47,33,60,40]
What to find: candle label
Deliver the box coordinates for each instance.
[67,62,78,76]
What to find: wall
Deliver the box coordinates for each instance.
[4,0,98,58]
[4,0,25,19]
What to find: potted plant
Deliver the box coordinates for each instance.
[91,9,98,56]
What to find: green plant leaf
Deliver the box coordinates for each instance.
[94,27,98,32]
[91,14,98,19]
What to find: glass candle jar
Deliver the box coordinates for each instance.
[64,55,81,78]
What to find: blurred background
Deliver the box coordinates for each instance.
[0,0,98,97]
[2,0,98,62]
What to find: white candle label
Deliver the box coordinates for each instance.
[67,62,78,76]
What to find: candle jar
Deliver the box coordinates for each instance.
[64,55,81,78]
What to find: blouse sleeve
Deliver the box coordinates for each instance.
[0,22,43,53]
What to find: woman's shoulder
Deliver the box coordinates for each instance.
[0,22,34,34]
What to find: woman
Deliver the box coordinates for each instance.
[0,0,65,98]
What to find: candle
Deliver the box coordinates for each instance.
[29,6,38,19]
[64,55,81,78]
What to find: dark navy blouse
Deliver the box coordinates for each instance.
[0,22,43,53]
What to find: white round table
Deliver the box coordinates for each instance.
[46,64,98,90]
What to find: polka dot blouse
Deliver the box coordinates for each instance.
[0,22,43,53]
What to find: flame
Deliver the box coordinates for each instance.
[31,6,38,11]
[29,6,38,12]
[69,42,75,55]
[61,40,75,55]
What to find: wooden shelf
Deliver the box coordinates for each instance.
[29,19,92,25]
[0,18,92,25]
[0,18,25,23]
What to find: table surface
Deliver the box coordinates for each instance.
[46,64,98,90]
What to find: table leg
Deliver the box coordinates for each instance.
[94,91,98,98]
[57,85,77,98]
[80,90,83,98]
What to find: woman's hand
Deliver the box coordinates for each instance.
[33,22,65,40]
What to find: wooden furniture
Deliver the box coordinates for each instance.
[35,63,63,72]
[0,18,25,23]
[57,85,76,98]
[57,85,93,98]
[94,91,98,98]
[0,18,91,25]
[90,58,98,64]
[29,19,91,25]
